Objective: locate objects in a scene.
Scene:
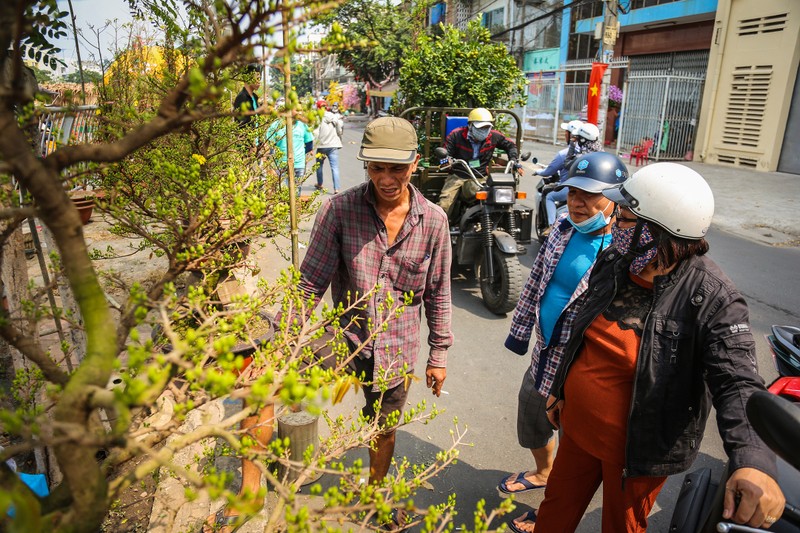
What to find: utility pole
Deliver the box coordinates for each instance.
[596,0,619,143]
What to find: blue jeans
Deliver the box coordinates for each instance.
[545,188,568,225]
[315,147,341,191]
[280,166,304,196]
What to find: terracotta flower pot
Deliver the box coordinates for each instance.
[70,197,95,225]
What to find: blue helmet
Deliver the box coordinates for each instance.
[556,152,629,193]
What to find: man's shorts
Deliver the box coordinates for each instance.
[517,369,556,449]
[314,329,409,429]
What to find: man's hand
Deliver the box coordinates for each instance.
[545,394,563,430]
[723,467,785,528]
[425,365,446,397]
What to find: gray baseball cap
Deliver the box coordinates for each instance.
[357,117,418,164]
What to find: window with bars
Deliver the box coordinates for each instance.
[481,7,505,33]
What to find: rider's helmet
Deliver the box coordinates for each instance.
[603,162,714,238]
[556,152,629,193]
[560,119,583,135]
[575,122,600,142]
[468,107,494,128]
[316,99,329,110]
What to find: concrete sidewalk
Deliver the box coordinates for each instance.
[520,138,800,247]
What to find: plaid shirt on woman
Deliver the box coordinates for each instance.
[506,214,608,397]
[298,181,453,390]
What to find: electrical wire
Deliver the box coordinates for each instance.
[491,0,599,39]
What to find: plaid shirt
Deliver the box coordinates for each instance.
[507,214,608,396]
[299,181,453,389]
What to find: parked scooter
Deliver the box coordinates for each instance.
[432,147,533,315]
[669,324,800,532]
[767,325,800,400]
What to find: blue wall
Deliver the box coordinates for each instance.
[574,0,717,34]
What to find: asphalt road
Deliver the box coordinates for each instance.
[302,117,800,531]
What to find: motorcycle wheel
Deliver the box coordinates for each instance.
[535,221,548,244]
[476,248,524,315]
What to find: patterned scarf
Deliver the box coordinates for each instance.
[611,221,657,275]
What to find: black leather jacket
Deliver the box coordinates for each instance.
[552,249,777,479]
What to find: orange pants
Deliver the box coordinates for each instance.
[534,431,667,532]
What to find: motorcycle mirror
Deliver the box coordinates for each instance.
[520,152,532,162]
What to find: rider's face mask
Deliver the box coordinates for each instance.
[468,123,491,142]
[612,219,658,275]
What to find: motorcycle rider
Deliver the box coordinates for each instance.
[502,152,627,533]
[439,107,519,223]
[542,122,601,227]
[533,120,582,181]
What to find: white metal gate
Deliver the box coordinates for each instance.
[517,58,629,143]
[617,73,705,161]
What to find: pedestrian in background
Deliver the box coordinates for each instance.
[313,99,344,193]
[501,152,628,533]
[536,163,785,532]
[265,98,314,195]
[232,63,262,152]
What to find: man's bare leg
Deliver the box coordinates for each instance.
[503,438,555,491]
[204,403,274,533]
[368,430,396,485]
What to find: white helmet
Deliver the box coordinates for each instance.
[560,119,583,135]
[575,122,599,141]
[603,163,714,239]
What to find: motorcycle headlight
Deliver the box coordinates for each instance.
[492,187,515,205]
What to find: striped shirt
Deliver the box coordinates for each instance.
[507,214,608,396]
[298,181,453,390]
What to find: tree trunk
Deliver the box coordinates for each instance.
[1,225,49,475]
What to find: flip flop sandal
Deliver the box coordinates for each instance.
[199,507,244,533]
[378,508,414,532]
[498,472,547,494]
[508,509,538,533]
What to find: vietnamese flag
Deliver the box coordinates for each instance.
[587,62,609,124]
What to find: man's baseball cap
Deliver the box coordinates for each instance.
[357,117,418,164]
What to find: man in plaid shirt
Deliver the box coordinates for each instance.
[298,116,453,485]
[499,152,628,533]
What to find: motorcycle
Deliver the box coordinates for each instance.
[669,324,800,532]
[432,146,533,315]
